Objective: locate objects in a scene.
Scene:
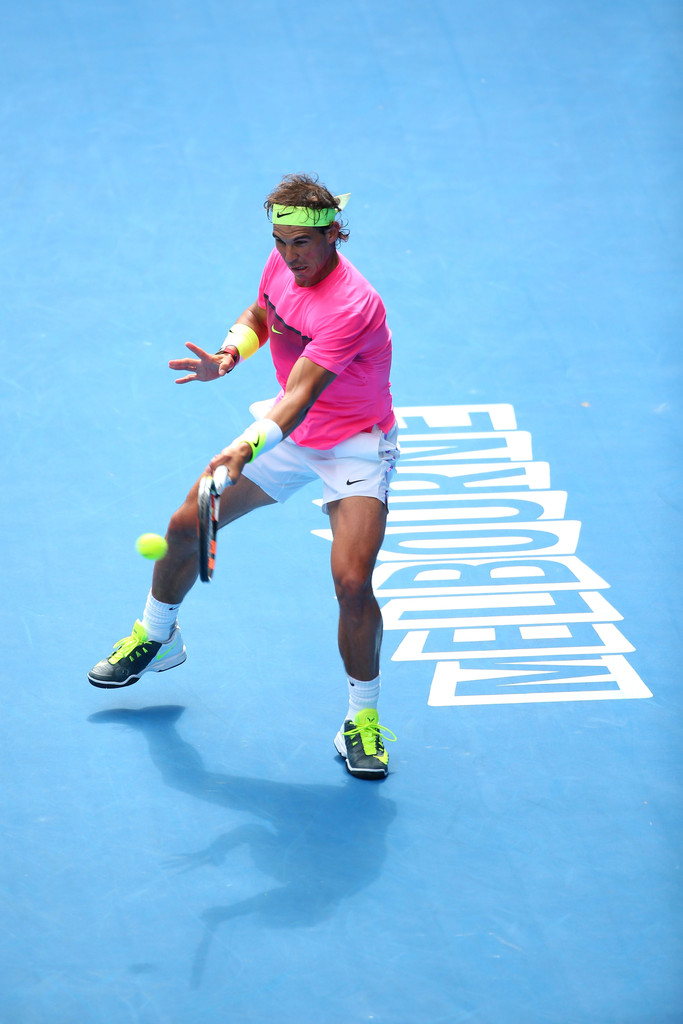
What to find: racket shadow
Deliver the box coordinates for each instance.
[88,705,397,988]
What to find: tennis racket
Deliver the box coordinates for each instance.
[197,465,231,582]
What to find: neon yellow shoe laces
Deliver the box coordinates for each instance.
[108,620,151,665]
[344,708,397,760]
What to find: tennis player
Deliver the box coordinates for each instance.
[88,174,399,779]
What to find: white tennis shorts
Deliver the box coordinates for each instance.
[242,404,400,515]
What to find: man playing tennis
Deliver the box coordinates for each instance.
[88,173,399,780]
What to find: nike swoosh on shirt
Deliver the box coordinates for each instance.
[346,478,367,486]
[272,326,283,334]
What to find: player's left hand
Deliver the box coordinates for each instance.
[169,342,237,384]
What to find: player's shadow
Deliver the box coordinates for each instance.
[88,705,397,988]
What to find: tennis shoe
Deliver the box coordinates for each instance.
[88,619,186,688]
[334,708,397,779]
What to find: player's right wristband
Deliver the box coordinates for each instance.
[232,419,283,462]
[218,323,260,365]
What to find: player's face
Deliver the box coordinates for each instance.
[272,223,340,287]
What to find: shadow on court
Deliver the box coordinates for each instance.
[88,705,397,987]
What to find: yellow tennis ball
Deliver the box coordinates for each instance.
[135,533,168,560]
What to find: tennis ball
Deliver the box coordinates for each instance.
[135,533,168,561]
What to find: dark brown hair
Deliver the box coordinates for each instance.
[264,173,350,243]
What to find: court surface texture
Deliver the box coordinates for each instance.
[1,2,681,1022]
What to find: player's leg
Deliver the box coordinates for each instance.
[328,495,396,778]
[87,476,275,688]
[153,475,276,606]
[328,495,387,680]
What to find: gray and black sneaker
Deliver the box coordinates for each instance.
[334,708,397,779]
[88,619,186,688]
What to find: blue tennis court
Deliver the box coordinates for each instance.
[1,1,681,1021]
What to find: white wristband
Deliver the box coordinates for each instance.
[232,418,283,461]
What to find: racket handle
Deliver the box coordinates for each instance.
[213,464,230,494]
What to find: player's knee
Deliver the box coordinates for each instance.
[333,567,374,611]
[166,501,197,547]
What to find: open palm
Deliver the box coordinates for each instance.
[169,341,236,384]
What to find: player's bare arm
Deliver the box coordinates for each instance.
[207,355,337,480]
[267,355,337,437]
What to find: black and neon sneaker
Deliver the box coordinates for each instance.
[334,708,397,780]
[88,619,186,688]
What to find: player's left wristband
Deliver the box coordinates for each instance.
[218,323,260,365]
[232,419,283,462]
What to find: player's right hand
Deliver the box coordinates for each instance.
[204,442,250,487]
[169,342,237,384]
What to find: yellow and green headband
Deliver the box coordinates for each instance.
[271,193,350,227]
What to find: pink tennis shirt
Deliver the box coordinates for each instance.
[257,248,395,449]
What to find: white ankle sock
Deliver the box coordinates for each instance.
[142,591,180,642]
[346,673,381,722]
